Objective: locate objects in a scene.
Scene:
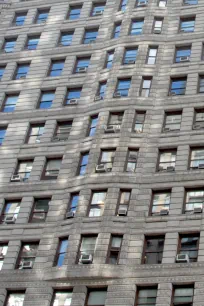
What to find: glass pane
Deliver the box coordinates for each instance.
[111,236,122,247]
[53,292,72,306]
[88,291,107,306]
[7,293,25,306]
[92,192,106,204]
[59,239,68,253]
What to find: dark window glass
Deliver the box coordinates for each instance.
[55,121,72,141]
[43,158,62,180]
[36,9,49,24]
[123,48,138,64]
[13,12,27,26]
[170,77,187,95]
[15,63,30,79]
[180,18,195,32]
[54,238,69,267]
[199,76,204,93]
[65,88,81,104]
[39,91,55,109]
[83,29,98,44]
[3,38,16,53]
[25,36,40,50]
[17,242,39,269]
[30,198,50,223]
[151,191,171,215]
[88,115,98,136]
[136,287,157,306]
[68,6,82,20]
[175,46,191,63]
[27,124,44,144]
[143,236,165,264]
[78,152,89,175]
[49,60,65,77]
[173,285,194,306]
[126,149,138,172]
[86,289,107,306]
[59,32,73,46]
[107,235,123,264]
[130,19,144,35]
[194,109,204,129]
[0,66,5,80]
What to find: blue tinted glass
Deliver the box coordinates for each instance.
[81,154,89,165]
[59,239,68,253]
[131,20,144,35]
[77,59,90,68]
[38,12,48,20]
[67,89,81,99]
[4,40,16,52]
[61,33,73,45]
[120,0,128,10]
[172,80,186,89]
[69,7,81,20]
[27,37,39,49]
[177,49,191,57]
[71,195,79,208]
[0,67,5,78]
[50,61,64,76]
[93,4,105,13]
[15,14,26,25]
[118,80,131,89]
[79,165,87,175]
[41,92,55,102]
[0,128,6,144]
[57,253,65,266]
[18,65,29,74]
[99,83,107,95]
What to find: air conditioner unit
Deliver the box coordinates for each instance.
[69,99,78,105]
[194,207,203,213]
[19,75,26,79]
[66,211,75,219]
[198,163,204,169]
[113,92,121,98]
[94,10,103,15]
[153,29,161,34]
[118,207,128,216]
[126,59,135,64]
[180,29,186,32]
[4,215,16,224]
[166,166,175,172]
[104,125,121,133]
[180,56,189,62]
[138,0,147,5]
[88,39,96,43]
[96,163,112,173]
[80,254,93,264]
[52,136,60,142]
[193,123,204,130]
[20,261,33,269]
[176,254,189,263]
[169,92,177,96]
[163,127,170,132]
[159,209,169,215]
[78,67,87,73]
[94,95,103,101]
[10,174,21,182]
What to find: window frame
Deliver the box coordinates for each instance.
[130,19,144,35]
[174,45,191,63]
[146,46,158,64]
[105,50,114,69]
[77,234,98,263]
[88,114,98,137]
[157,149,177,171]
[171,284,194,306]
[177,233,200,263]
[15,159,33,181]
[26,123,45,144]
[25,35,40,50]
[41,157,62,180]
[59,31,74,47]
[2,94,19,113]
[83,28,99,44]
[91,2,106,16]
[68,5,82,20]
[135,286,158,306]
[142,235,165,264]
[48,59,65,77]
[133,111,146,133]
[16,241,39,269]
[125,148,138,172]
[4,291,26,306]
[13,12,27,26]
[74,57,90,73]
[150,190,171,216]
[123,47,138,64]
[179,17,195,33]
[88,190,107,217]
[67,193,79,214]
[29,197,51,223]
[35,9,50,24]
[116,189,131,215]
[163,111,182,132]
[0,199,21,224]
[184,189,204,214]
[106,234,123,264]
[51,289,73,306]
[85,288,107,306]
[113,22,121,39]
[3,38,16,53]
[53,237,69,267]
[169,77,187,96]
[78,151,89,175]
[38,90,55,109]
[140,77,152,97]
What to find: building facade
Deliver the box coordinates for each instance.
[0,0,203,305]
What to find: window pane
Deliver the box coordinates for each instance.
[53,291,72,306]
[88,291,107,306]
[7,293,25,306]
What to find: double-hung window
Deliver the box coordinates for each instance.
[75,57,90,73]
[86,289,107,306]
[42,158,62,180]
[123,48,138,64]
[163,112,182,132]
[17,242,38,269]
[180,17,195,33]
[15,160,33,181]
[97,81,107,99]
[136,287,157,306]
[172,285,194,306]
[185,190,204,213]
[143,236,165,264]
[120,0,128,11]
[153,18,163,33]
[113,22,121,38]
[134,111,146,133]
[27,124,44,144]
[3,94,19,112]
[199,75,204,93]
[54,121,72,141]
[158,150,176,171]
[78,235,97,263]
[52,291,72,306]
[190,148,204,169]
[151,191,171,215]
[15,63,30,79]
[147,47,158,64]
[0,127,7,145]
[0,66,5,80]
[88,115,98,136]
[54,238,69,267]
[108,112,123,130]
[193,109,204,129]
[49,60,65,77]
[65,88,81,105]
[0,244,8,270]
[83,29,98,44]
[175,46,191,63]
[115,78,131,97]
[117,190,131,215]
[107,235,123,264]
[105,50,114,68]
[25,36,40,50]
[68,193,79,214]
[68,6,82,20]
[99,150,115,171]
[140,77,152,97]
[78,152,89,175]
[169,77,187,95]
[5,292,25,306]
[36,9,49,24]
[130,19,144,35]
[59,32,73,46]
[30,198,50,223]
[91,3,106,16]
[178,234,199,262]
[126,149,138,172]
[13,12,27,26]
[39,91,55,109]
[3,38,16,53]
[1,200,21,224]
[89,191,106,217]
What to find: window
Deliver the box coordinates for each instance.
[113,22,121,38]
[143,236,165,264]
[180,17,195,33]
[172,285,194,306]
[175,46,191,63]
[86,289,107,306]
[0,200,21,224]
[68,5,82,20]
[147,46,158,64]
[108,112,123,129]
[54,121,72,141]
[140,77,152,97]
[2,94,19,112]
[89,191,106,217]
[25,35,40,50]
[107,235,123,264]
[88,115,98,136]
[193,109,204,129]
[158,150,176,171]
[184,190,204,213]
[163,112,182,132]
[117,190,131,215]
[151,191,171,215]
[99,150,115,171]
[158,0,167,7]
[183,0,197,4]
[105,50,114,68]
[14,63,30,79]
[13,12,27,26]
[68,193,79,214]
[49,60,65,77]
[83,29,98,44]
[134,111,146,133]
[27,123,44,144]
[91,3,106,16]
[170,77,187,95]
[15,160,33,181]
[42,158,62,180]
[17,242,38,269]
[153,18,163,33]
[54,238,69,267]
[78,152,89,175]
[78,235,97,263]
[130,19,144,35]
[178,234,199,262]
[59,32,73,46]
[190,148,204,169]
[199,75,204,93]
[0,244,8,270]
[123,48,138,64]
[52,291,72,306]
[126,149,138,172]
[0,127,7,145]
[120,0,128,11]
[115,78,131,97]
[3,38,16,53]
[5,292,25,306]
[96,81,107,99]
[136,287,157,306]
[30,198,50,223]
[39,91,55,109]
[75,57,90,73]
[65,88,82,104]
[36,9,49,24]
[0,66,5,80]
